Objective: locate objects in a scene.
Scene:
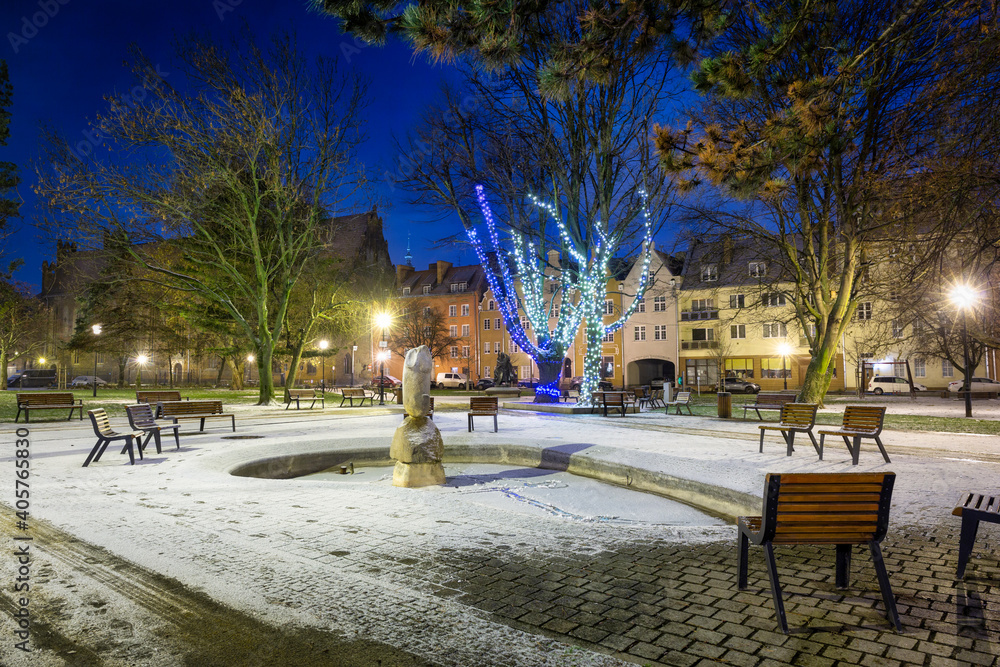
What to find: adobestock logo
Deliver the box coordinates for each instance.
[7,0,72,55]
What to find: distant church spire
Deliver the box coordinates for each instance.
[404,234,413,267]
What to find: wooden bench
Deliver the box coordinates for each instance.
[818,405,889,465]
[664,391,693,415]
[339,388,373,407]
[648,388,665,409]
[84,409,143,467]
[742,392,798,420]
[601,391,628,417]
[126,403,181,454]
[158,400,235,432]
[758,403,820,456]
[953,493,1000,579]
[15,392,83,423]
[738,472,901,634]
[285,388,325,410]
[468,396,498,432]
[136,390,182,404]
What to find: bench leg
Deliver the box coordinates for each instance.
[784,431,795,456]
[124,435,136,465]
[873,435,891,464]
[840,435,857,465]
[851,436,862,465]
[869,542,902,631]
[83,439,106,467]
[737,530,750,590]
[685,404,692,415]
[173,428,180,449]
[200,417,206,432]
[93,439,111,464]
[759,430,766,453]
[835,544,852,589]
[957,515,981,580]
[818,433,825,461]
[14,407,22,423]
[468,414,474,432]
[493,414,498,433]
[231,416,236,432]
[763,543,789,634]
[806,430,820,457]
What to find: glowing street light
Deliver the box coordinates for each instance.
[950,284,979,418]
[91,324,102,397]
[318,339,329,393]
[375,312,392,405]
[247,354,255,385]
[136,354,148,389]
[777,342,792,391]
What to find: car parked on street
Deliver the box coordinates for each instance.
[517,377,540,389]
[475,378,495,390]
[433,372,468,389]
[566,376,613,391]
[867,375,927,394]
[70,376,108,388]
[711,377,761,394]
[947,377,1000,394]
[370,375,401,389]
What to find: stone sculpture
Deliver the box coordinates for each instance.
[389,345,445,487]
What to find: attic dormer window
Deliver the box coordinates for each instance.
[749,261,766,277]
[402,287,410,296]
[701,264,718,282]
[450,282,467,293]
[422,285,431,295]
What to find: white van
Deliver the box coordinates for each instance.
[433,372,468,389]
[867,376,927,395]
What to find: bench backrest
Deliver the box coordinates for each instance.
[778,403,818,427]
[88,408,114,437]
[841,405,886,434]
[126,403,156,429]
[342,388,365,398]
[759,472,895,545]
[604,392,626,406]
[672,391,691,403]
[470,396,498,412]
[756,392,797,406]
[288,389,316,398]
[160,400,224,416]
[136,390,181,403]
[17,392,74,406]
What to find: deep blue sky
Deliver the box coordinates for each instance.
[1,0,493,289]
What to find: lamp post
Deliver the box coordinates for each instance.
[950,284,978,418]
[778,342,792,391]
[91,324,102,397]
[319,340,329,393]
[375,313,392,405]
[351,345,357,387]
[247,354,255,386]
[136,354,148,389]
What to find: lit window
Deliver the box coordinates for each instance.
[731,324,746,339]
[701,264,718,282]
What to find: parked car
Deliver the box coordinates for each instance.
[867,375,927,395]
[649,377,666,388]
[517,377,540,388]
[371,375,401,389]
[6,370,57,388]
[947,377,1000,394]
[475,378,495,390]
[69,376,108,388]
[433,372,468,389]
[712,377,761,394]
[566,376,613,391]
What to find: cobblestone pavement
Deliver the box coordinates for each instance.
[2,405,1000,666]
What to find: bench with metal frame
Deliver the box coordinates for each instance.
[468,396,498,432]
[126,403,181,454]
[953,492,1000,579]
[818,405,890,465]
[742,391,798,420]
[758,403,820,457]
[738,472,901,634]
[664,390,693,415]
[339,388,373,407]
[285,388,325,410]
[84,408,143,467]
[15,392,83,423]
[158,400,235,432]
[136,391,185,417]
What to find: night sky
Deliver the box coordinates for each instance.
[2,0,681,292]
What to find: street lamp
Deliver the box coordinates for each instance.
[91,324,102,397]
[777,342,792,391]
[247,354,255,386]
[375,312,392,405]
[950,284,978,418]
[318,339,329,393]
[351,345,357,387]
[136,354,148,389]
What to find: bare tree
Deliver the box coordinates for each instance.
[387,301,460,362]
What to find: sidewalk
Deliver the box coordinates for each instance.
[1,404,998,666]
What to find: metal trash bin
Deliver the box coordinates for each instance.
[394,388,403,405]
[717,391,732,419]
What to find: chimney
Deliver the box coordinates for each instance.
[41,261,52,294]
[396,264,414,286]
[547,249,560,269]
[722,234,733,264]
[436,260,452,285]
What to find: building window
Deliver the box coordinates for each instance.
[96,353,104,364]
[730,294,745,309]
[913,358,926,377]
[423,326,432,337]
[483,366,490,377]
[654,325,666,341]
[892,320,904,338]
[761,358,791,379]
[634,326,646,341]
[763,322,787,338]
[450,346,458,358]
[731,324,746,339]
[520,365,530,379]
[73,351,80,364]
[691,298,713,311]
[483,319,491,330]
[603,300,614,315]
[449,325,458,337]
[725,358,754,378]
[462,324,470,337]
[462,345,470,358]
[763,293,786,307]
[461,304,469,316]
[653,295,667,312]
[636,297,645,313]
[520,316,530,331]
[402,287,410,295]
[602,331,615,343]
[449,305,457,317]
[488,300,495,310]
[942,359,954,377]
[692,327,714,341]
[553,303,561,317]
[749,261,767,277]
[422,285,431,295]
[484,342,491,354]
[511,341,520,353]
[701,264,718,282]
[450,282,467,292]
[856,302,872,320]
[495,317,502,330]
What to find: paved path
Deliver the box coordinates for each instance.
[1,401,998,666]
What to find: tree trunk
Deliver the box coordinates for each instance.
[576,299,606,407]
[167,354,174,388]
[255,332,278,405]
[117,357,127,388]
[800,352,835,406]
[228,356,245,390]
[532,356,563,403]
[283,339,307,403]
[214,361,226,388]
[0,350,7,387]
